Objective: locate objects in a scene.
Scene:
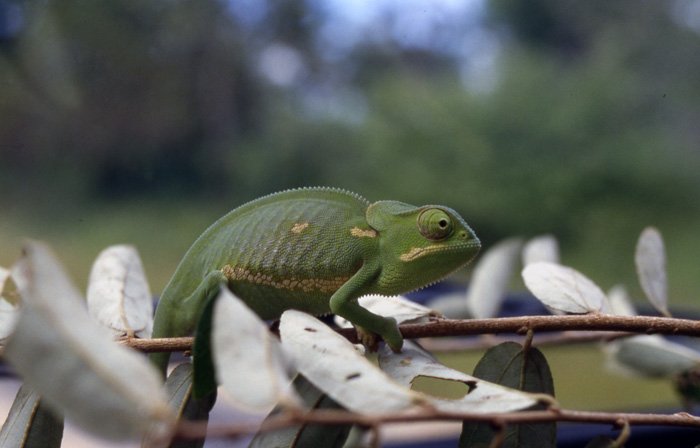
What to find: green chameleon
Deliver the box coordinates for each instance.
[150,187,480,374]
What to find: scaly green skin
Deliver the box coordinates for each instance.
[150,188,480,375]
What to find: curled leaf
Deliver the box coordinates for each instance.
[213,289,300,413]
[5,241,173,441]
[635,227,670,317]
[379,342,539,413]
[466,238,522,319]
[334,294,439,328]
[281,310,424,414]
[522,262,608,314]
[87,245,154,338]
[522,235,560,266]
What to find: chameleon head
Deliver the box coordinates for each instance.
[366,201,481,294]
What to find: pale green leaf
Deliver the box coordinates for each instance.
[5,241,174,441]
[466,238,522,319]
[335,294,440,328]
[635,227,670,317]
[87,245,154,338]
[213,289,299,413]
[522,262,608,314]
[522,235,560,266]
[607,335,700,378]
[280,310,424,414]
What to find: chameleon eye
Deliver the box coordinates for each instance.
[417,208,454,240]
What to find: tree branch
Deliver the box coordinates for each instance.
[126,314,700,353]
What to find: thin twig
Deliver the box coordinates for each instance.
[124,314,700,353]
[172,407,700,441]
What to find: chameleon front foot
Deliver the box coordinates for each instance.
[355,317,403,353]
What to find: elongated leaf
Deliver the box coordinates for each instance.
[213,289,299,413]
[335,294,440,328]
[0,384,64,448]
[5,241,173,441]
[635,227,670,317]
[281,310,424,414]
[143,363,216,448]
[460,342,556,448]
[522,235,560,266]
[466,238,522,319]
[379,342,539,413]
[522,262,608,314]
[87,245,154,338]
[249,375,352,448]
[607,335,700,378]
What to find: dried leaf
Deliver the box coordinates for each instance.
[466,238,522,319]
[522,262,608,314]
[378,342,539,413]
[5,241,173,441]
[607,335,700,378]
[0,385,64,448]
[635,227,670,317]
[334,294,439,328]
[212,288,299,413]
[87,245,154,338]
[281,310,424,414]
[460,342,556,448]
[522,235,560,266]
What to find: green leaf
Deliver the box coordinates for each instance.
[248,375,351,448]
[144,363,216,448]
[192,292,218,399]
[0,384,64,448]
[459,342,556,448]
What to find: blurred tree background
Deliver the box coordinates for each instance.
[1,0,699,304]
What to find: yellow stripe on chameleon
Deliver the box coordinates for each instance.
[399,245,445,262]
[350,226,377,238]
[291,222,310,233]
[221,264,349,293]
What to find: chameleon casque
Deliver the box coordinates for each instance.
[150,187,480,374]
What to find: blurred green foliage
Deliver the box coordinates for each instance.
[1,0,699,302]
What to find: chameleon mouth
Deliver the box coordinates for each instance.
[399,240,481,262]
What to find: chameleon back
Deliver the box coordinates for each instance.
[163,188,374,318]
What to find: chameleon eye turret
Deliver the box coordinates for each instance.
[417,208,454,240]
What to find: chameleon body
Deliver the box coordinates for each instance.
[150,188,480,374]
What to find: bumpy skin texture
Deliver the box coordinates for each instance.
[150,188,480,374]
